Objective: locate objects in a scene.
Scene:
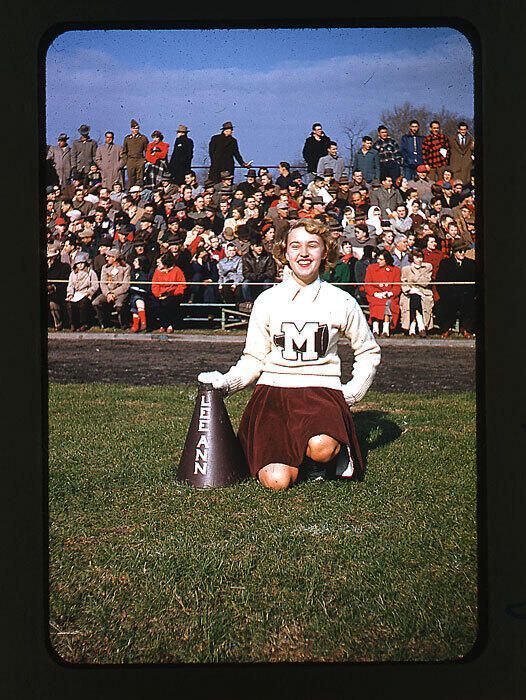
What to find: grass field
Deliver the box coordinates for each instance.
[48,384,477,664]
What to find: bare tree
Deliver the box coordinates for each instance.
[340,116,370,170]
[379,102,473,141]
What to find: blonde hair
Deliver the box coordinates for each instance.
[272,218,339,273]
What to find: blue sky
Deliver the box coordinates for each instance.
[45,28,474,169]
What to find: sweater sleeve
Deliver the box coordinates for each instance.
[221,295,271,395]
[340,297,382,405]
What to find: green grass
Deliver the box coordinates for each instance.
[48,384,477,664]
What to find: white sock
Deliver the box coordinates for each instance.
[382,321,390,335]
[409,321,416,335]
[372,321,379,334]
[416,311,425,331]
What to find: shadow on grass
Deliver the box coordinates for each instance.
[353,410,403,481]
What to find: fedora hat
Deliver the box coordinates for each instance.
[221,121,234,131]
[176,124,189,133]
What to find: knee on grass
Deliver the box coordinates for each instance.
[306,434,341,463]
[258,463,298,491]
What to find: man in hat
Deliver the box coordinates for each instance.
[237,169,258,197]
[70,125,97,186]
[92,248,131,329]
[160,172,179,199]
[411,164,434,205]
[77,226,98,260]
[95,131,124,188]
[122,119,149,188]
[47,243,71,330]
[302,122,332,179]
[208,121,251,184]
[168,125,194,185]
[317,141,346,182]
[436,240,476,338]
[47,133,72,188]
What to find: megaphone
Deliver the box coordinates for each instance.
[176,384,250,487]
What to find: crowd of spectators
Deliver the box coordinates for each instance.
[46,117,476,338]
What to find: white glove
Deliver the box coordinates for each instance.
[373,292,384,298]
[341,384,357,407]
[197,371,229,392]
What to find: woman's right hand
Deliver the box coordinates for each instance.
[197,371,229,392]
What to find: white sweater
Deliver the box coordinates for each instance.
[223,276,381,405]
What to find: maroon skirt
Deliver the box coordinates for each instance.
[237,384,364,479]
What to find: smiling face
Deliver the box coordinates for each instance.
[285,227,326,287]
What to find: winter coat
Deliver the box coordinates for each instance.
[321,260,353,291]
[122,133,149,163]
[364,262,401,328]
[95,142,124,187]
[48,258,71,303]
[208,133,245,183]
[99,262,131,297]
[436,256,476,303]
[242,250,276,282]
[47,145,72,187]
[449,133,474,185]
[66,266,99,300]
[168,135,194,184]
[70,138,98,175]
[400,133,424,168]
[353,148,380,183]
[369,187,404,218]
[217,255,244,285]
[302,133,331,173]
[145,141,170,164]
[399,262,434,329]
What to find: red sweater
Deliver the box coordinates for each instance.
[151,266,187,298]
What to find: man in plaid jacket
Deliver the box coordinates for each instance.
[422,121,451,182]
[373,125,403,181]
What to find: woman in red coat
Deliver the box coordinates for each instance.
[364,250,401,336]
[144,130,170,187]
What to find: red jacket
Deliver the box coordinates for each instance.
[423,248,444,302]
[364,262,401,328]
[151,265,187,298]
[146,141,170,164]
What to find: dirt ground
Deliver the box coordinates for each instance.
[47,335,476,393]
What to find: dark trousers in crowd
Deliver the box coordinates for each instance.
[241,279,273,302]
[403,165,418,181]
[190,284,220,304]
[437,294,476,334]
[126,159,145,188]
[150,294,184,330]
[379,161,400,181]
[409,294,423,321]
[427,165,446,182]
[66,297,93,330]
[92,292,129,328]
[219,284,243,306]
